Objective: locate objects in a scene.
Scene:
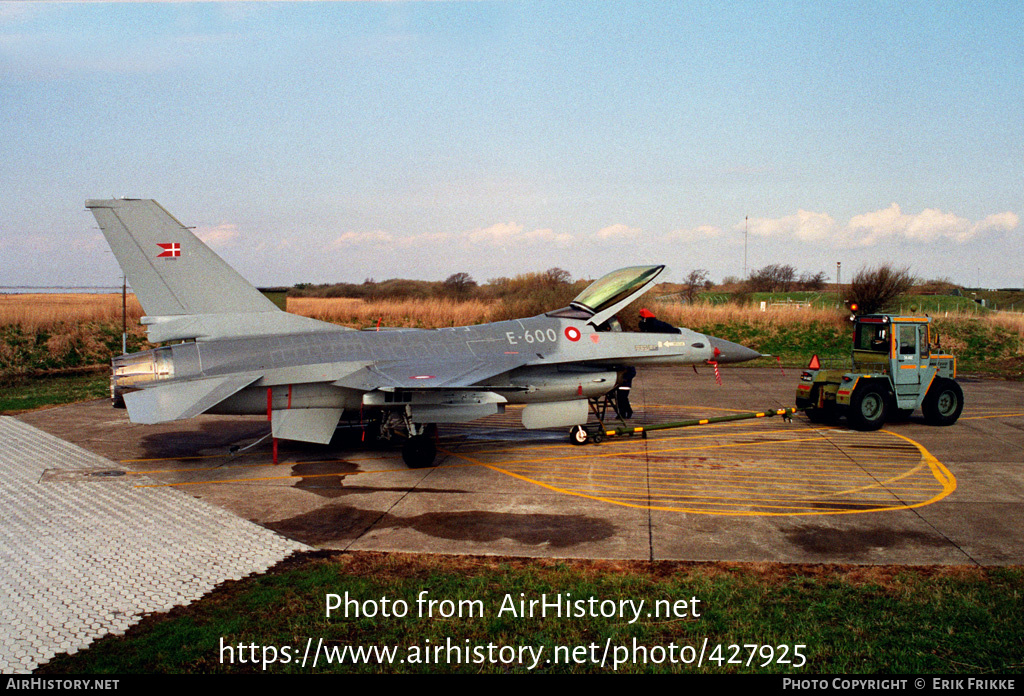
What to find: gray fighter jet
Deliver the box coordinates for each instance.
[87,199,761,467]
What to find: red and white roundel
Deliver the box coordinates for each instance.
[564,326,581,342]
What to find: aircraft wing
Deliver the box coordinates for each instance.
[333,354,528,391]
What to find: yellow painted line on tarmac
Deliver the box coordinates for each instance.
[450,420,957,516]
[960,412,1024,421]
[446,419,802,457]
[121,404,957,516]
[464,435,828,469]
[537,478,935,501]
[505,453,925,475]
[536,469,942,492]
[461,456,930,516]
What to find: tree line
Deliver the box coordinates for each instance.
[290,262,929,317]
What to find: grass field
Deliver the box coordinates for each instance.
[286,296,493,329]
[0,371,109,414]
[0,293,143,329]
[36,552,1024,674]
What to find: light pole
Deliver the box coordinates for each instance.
[836,261,841,307]
[743,215,748,279]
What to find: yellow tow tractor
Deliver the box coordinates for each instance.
[795,314,962,430]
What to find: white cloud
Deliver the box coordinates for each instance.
[745,204,1019,248]
[596,224,641,241]
[973,211,1019,235]
[328,230,394,248]
[196,222,241,248]
[745,210,836,242]
[847,203,1020,245]
[323,221,574,254]
[466,221,524,244]
[466,222,572,247]
[666,225,722,242]
[397,231,454,248]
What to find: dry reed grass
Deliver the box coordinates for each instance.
[2,293,1021,343]
[0,293,143,330]
[986,311,1024,337]
[652,302,848,330]
[287,296,494,328]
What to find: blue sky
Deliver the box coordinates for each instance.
[1,1,1021,289]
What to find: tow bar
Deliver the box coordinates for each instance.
[569,406,797,445]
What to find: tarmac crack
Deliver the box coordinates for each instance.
[813,426,980,565]
[340,454,437,551]
[640,381,654,562]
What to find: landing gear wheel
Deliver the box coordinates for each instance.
[847,384,890,431]
[569,424,589,446]
[922,378,964,426]
[402,435,437,468]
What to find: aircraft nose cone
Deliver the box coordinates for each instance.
[707,335,762,364]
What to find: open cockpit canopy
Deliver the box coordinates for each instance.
[548,265,666,326]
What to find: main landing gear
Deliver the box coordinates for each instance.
[363,410,439,468]
[402,424,438,469]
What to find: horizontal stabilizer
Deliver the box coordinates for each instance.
[271,408,343,445]
[124,374,261,424]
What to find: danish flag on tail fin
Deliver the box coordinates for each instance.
[157,243,180,257]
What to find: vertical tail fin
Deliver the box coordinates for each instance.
[86,199,278,317]
[87,199,344,342]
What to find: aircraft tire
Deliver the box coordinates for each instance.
[847,383,890,431]
[569,425,589,446]
[402,435,437,468]
[922,378,964,426]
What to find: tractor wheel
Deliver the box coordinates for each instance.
[847,383,890,431]
[806,407,835,424]
[922,378,964,426]
[804,386,837,424]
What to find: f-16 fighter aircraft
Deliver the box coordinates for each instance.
[87,199,761,467]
